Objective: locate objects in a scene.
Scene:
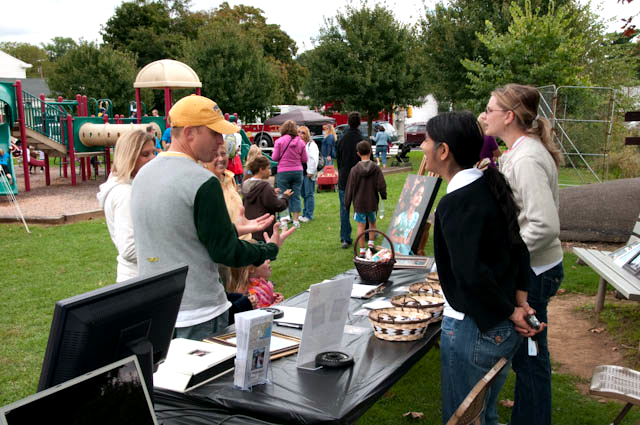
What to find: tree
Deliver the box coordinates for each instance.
[0,42,49,78]
[462,0,638,104]
[101,0,192,68]
[41,37,78,61]
[47,42,151,115]
[181,20,279,120]
[207,2,303,103]
[302,4,427,133]
[418,0,573,108]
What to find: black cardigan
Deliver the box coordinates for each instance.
[434,175,530,332]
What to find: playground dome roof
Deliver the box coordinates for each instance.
[134,59,202,89]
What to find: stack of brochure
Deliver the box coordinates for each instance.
[234,309,273,390]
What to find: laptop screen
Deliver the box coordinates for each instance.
[1,356,157,425]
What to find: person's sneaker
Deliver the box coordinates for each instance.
[341,241,352,249]
[293,221,301,229]
[299,216,311,223]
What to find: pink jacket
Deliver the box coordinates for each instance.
[272,134,308,173]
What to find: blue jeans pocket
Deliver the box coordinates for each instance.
[473,321,518,370]
[541,266,563,299]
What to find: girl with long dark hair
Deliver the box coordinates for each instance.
[423,111,542,424]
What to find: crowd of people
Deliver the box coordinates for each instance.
[97,83,563,424]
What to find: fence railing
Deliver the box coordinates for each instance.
[20,90,66,146]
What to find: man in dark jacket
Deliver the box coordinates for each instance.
[336,112,364,248]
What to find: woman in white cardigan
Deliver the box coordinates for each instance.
[298,126,319,222]
[482,83,564,425]
[97,130,155,282]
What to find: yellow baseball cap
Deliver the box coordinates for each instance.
[169,95,240,134]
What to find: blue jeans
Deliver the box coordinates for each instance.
[338,189,352,243]
[173,310,229,341]
[301,176,315,219]
[441,316,522,425]
[277,170,303,213]
[511,262,563,425]
[376,145,388,166]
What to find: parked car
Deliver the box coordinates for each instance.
[404,122,427,147]
[336,121,398,143]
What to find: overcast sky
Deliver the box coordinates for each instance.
[0,0,636,54]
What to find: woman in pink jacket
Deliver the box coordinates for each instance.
[271,120,307,228]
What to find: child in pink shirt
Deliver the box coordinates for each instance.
[229,259,284,309]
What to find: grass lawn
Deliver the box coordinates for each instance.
[1,151,637,424]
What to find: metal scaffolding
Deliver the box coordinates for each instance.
[537,85,616,185]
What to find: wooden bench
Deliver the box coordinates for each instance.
[573,214,640,312]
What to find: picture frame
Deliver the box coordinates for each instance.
[609,240,640,267]
[393,255,435,270]
[205,331,300,360]
[623,250,640,277]
[383,174,441,255]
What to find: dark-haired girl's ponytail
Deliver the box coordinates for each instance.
[483,167,524,247]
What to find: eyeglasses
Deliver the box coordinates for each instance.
[485,106,509,114]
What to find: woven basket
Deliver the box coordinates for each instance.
[390,294,444,321]
[353,229,396,283]
[408,281,442,296]
[369,307,433,341]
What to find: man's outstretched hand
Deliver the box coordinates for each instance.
[234,206,273,237]
[265,221,296,248]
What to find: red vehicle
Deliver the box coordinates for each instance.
[241,123,281,148]
[316,165,338,192]
[404,122,427,148]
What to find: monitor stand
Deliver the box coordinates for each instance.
[127,339,155,402]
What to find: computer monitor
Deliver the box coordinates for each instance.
[37,264,188,400]
[2,355,158,425]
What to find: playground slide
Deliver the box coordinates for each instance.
[0,125,17,195]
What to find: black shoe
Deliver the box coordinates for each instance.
[341,241,352,249]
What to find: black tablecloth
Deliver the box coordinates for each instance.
[155,268,441,425]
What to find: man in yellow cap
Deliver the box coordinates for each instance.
[131,95,295,341]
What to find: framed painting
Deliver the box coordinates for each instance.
[383,174,441,255]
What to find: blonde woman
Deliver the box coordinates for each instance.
[97,130,155,282]
[298,126,319,222]
[322,124,337,165]
[242,144,263,183]
[203,138,250,240]
[482,83,563,425]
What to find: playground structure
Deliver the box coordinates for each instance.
[0,59,202,195]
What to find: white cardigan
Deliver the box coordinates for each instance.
[499,136,563,268]
[97,176,138,282]
[305,140,320,181]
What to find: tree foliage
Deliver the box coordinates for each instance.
[419,0,573,108]
[302,4,427,131]
[41,37,78,62]
[47,42,151,115]
[207,2,304,104]
[101,0,198,68]
[0,42,49,78]
[461,0,638,105]
[181,20,279,121]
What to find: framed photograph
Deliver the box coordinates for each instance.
[383,175,441,255]
[610,241,640,267]
[623,250,640,277]
[205,331,300,360]
[393,255,435,270]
